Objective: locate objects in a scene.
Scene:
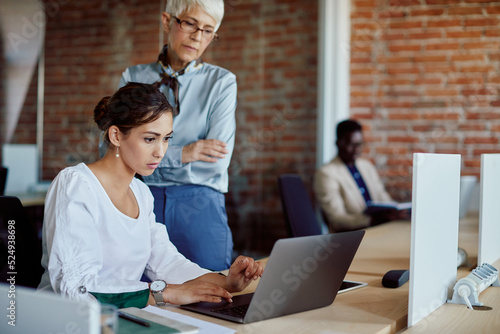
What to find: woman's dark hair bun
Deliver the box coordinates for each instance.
[95,83,172,147]
[93,96,111,130]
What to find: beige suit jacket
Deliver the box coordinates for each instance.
[314,156,392,232]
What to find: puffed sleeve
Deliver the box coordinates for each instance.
[41,168,149,301]
[141,185,211,282]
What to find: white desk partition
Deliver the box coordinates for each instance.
[408,153,461,327]
[478,154,500,266]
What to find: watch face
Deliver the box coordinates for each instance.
[151,280,166,291]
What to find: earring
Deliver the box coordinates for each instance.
[115,147,119,158]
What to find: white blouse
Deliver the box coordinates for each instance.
[38,163,210,301]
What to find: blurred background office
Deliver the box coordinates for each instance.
[1,0,500,257]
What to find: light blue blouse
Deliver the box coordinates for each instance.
[118,57,237,193]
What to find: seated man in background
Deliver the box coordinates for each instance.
[314,119,405,232]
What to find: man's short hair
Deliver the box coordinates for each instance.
[336,119,362,141]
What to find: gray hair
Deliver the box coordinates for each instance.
[165,0,224,32]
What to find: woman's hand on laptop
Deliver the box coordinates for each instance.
[159,280,234,305]
[154,256,263,305]
[225,256,264,292]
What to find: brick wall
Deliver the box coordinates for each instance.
[351,0,500,200]
[209,1,318,253]
[4,0,317,255]
[5,0,499,254]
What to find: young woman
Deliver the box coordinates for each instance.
[38,82,262,308]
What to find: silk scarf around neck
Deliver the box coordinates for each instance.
[154,45,204,115]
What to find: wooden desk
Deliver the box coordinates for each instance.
[161,222,413,333]
[7,191,46,207]
[155,218,497,333]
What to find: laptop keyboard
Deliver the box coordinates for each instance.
[211,304,249,318]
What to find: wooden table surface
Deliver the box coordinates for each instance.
[158,215,500,333]
[163,222,414,333]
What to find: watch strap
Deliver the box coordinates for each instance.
[153,291,166,306]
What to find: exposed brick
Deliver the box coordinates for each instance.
[422,113,460,120]
[381,33,407,41]
[466,112,500,119]
[380,79,413,85]
[425,89,459,96]
[462,88,496,96]
[388,136,420,143]
[375,147,410,154]
[486,6,500,13]
[353,0,378,8]
[390,21,423,29]
[485,29,500,36]
[451,54,485,62]
[414,55,447,62]
[390,0,421,5]
[409,32,443,39]
[387,113,420,120]
[351,11,374,19]
[465,18,499,26]
[413,101,447,108]
[427,19,462,28]
[426,0,466,4]
[461,65,495,73]
[459,123,486,131]
[414,78,443,85]
[386,67,420,75]
[473,149,500,156]
[447,31,483,38]
[380,101,413,108]
[377,56,413,63]
[464,137,499,144]
[448,76,484,85]
[425,43,460,50]
[464,41,500,50]
[389,44,422,52]
[378,10,406,19]
[448,7,483,15]
[411,9,445,16]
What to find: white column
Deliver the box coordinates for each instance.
[316,0,351,168]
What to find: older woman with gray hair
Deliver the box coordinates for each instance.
[118,0,236,271]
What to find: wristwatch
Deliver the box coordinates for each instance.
[150,280,167,306]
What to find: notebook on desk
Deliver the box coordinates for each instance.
[181,230,365,324]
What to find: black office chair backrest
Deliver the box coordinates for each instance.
[0,167,7,196]
[0,196,44,288]
[278,174,323,237]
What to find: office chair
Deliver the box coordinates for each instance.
[0,196,44,288]
[0,167,7,196]
[278,174,323,237]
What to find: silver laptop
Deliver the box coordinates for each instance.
[0,283,100,334]
[181,230,365,324]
